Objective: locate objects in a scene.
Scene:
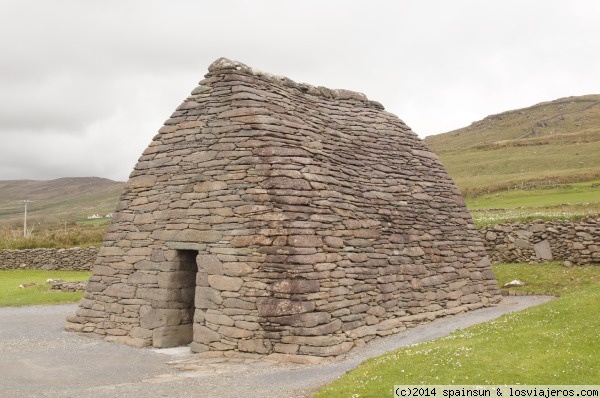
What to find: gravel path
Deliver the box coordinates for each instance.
[0,296,552,397]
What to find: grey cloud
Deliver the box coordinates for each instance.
[1,0,599,181]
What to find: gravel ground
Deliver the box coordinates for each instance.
[0,296,553,398]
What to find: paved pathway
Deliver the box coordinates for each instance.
[0,296,552,397]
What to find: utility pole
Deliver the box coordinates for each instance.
[22,200,32,237]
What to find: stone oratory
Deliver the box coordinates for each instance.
[66,58,501,357]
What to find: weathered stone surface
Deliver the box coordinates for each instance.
[195,286,223,308]
[207,275,243,291]
[299,341,354,357]
[288,235,323,248]
[281,334,345,347]
[480,218,598,265]
[238,339,271,354]
[66,57,506,357]
[290,319,342,336]
[534,239,553,260]
[204,312,235,326]
[257,298,315,317]
[152,325,192,348]
[218,325,253,339]
[268,312,331,327]
[193,324,221,344]
[268,279,320,294]
[173,229,222,243]
[140,307,187,329]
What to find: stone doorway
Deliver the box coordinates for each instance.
[148,249,198,348]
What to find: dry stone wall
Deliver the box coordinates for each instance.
[0,247,97,271]
[66,58,501,358]
[480,218,600,265]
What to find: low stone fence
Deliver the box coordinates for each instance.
[479,217,599,265]
[0,247,98,271]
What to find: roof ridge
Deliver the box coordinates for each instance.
[206,57,384,109]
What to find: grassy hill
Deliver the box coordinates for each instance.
[0,177,124,227]
[425,94,600,224]
[424,94,600,197]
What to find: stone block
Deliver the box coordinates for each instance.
[204,312,234,326]
[104,283,137,299]
[515,238,529,249]
[421,275,445,287]
[257,298,315,317]
[238,339,271,354]
[196,255,223,274]
[273,343,299,354]
[348,325,377,339]
[195,286,223,308]
[290,319,342,336]
[222,262,253,276]
[137,287,183,303]
[152,325,193,348]
[190,342,209,353]
[194,181,228,192]
[173,229,223,243]
[403,247,425,257]
[128,271,158,285]
[130,326,153,339]
[157,271,196,289]
[298,341,354,357]
[268,279,320,294]
[140,307,189,329]
[323,236,344,248]
[230,235,273,247]
[288,235,323,248]
[287,253,328,264]
[208,275,243,291]
[127,175,157,189]
[235,320,260,331]
[534,239,552,260]
[281,334,345,347]
[193,324,221,344]
[268,311,331,327]
[222,297,256,310]
[218,325,253,339]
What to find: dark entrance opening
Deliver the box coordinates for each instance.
[176,249,198,337]
[154,249,198,347]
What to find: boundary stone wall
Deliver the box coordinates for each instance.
[0,247,97,271]
[480,217,600,265]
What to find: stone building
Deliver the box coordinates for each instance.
[66,58,501,357]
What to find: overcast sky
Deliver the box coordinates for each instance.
[2,0,600,182]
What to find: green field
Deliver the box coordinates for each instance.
[467,179,600,225]
[0,269,91,306]
[424,95,600,198]
[423,95,600,224]
[315,263,600,397]
[0,222,107,249]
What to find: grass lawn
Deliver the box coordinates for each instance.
[314,263,600,397]
[0,269,91,306]
[466,179,600,226]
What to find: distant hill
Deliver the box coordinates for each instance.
[424,94,600,197]
[0,177,124,227]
